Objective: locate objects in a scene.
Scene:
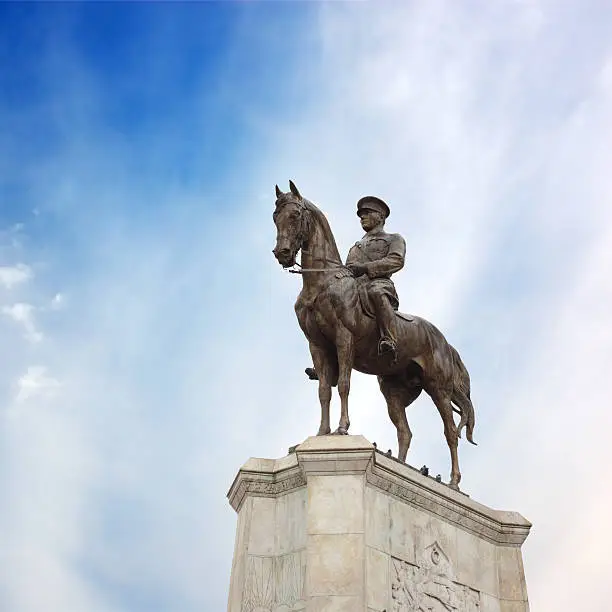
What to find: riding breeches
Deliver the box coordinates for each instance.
[370,286,398,345]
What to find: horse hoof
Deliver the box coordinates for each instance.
[316,427,331,436]
[448,482,460,491]
[332,427,348,435]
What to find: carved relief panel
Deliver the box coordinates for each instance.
[392,542,480,612]
[242,552,306,612]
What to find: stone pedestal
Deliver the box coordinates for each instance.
[227,435,531,612]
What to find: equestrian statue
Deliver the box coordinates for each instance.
[272,181,476,489]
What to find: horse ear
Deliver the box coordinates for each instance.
[289,180,301,199]
[275,184,282,198]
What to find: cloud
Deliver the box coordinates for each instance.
[255,3,612,611]
[14,365,61,404]
[49,292,64,310]
[1,2,611,611]
[2,302,43,343]
[472,221,612,610]
[0,263,32,289]
[0,368,110,612]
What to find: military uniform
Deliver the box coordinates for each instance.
[346,196,406,355]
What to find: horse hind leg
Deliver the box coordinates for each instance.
[428,387,461,489]
[378,375,422,462]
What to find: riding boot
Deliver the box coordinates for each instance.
[373,294,398,357]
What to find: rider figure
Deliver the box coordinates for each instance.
[346,196,406,359]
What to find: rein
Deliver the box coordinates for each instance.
[288,261,348,274]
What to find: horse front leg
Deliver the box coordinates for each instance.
[334,326,354,435]
[309,342,334,436]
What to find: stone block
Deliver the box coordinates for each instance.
[307,474,364,535]
[227,497,251,611]
[365,485,390,553]
[307,533,364,596]
[297,435,374,452]
[480,592,502,612]
[414,507,459,567]
[275,452,299,471]
[276,488,307,554]
[455,526,499,597]
[500,600,530,612]
[366,545,389,611]
[388,496,417,564]
[297,435,374,475]
[498,546,528,601]
[247,496,276,556]
[307,596,362,611]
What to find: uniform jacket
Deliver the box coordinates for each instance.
[346,229,406,278]
[346,229,406,310]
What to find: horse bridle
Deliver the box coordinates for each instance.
[275,196,344,275]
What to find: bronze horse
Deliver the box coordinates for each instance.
[272,182,475,488]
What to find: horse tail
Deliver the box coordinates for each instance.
[450,345,476,445]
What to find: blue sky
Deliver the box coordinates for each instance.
[1,2,612,611]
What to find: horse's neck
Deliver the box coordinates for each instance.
[300,212,342,289]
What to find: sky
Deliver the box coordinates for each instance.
[1,1,611,610]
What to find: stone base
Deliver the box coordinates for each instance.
[227,435,531,612]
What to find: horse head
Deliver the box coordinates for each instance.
[272,181,311,268]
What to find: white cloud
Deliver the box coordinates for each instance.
[1,3,611,611]
[1,368,109,612]
[14,365,61,404]
[2,302,43,343]
[0,263,32,289]
[256,3,612,611]
[50,292,64,310]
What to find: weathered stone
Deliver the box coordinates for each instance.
[307,474,364,535]
[307,534,364,596]
[366,545,390,611]
[227,435,531,611]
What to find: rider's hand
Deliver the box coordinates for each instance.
[347,263,367,277]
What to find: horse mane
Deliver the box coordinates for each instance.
[302,199,343,265]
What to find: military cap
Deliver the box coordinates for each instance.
[356,196,390,219]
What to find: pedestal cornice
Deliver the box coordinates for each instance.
[227,435,531,546]
[227,453,306,512]
[368,452,531,546]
